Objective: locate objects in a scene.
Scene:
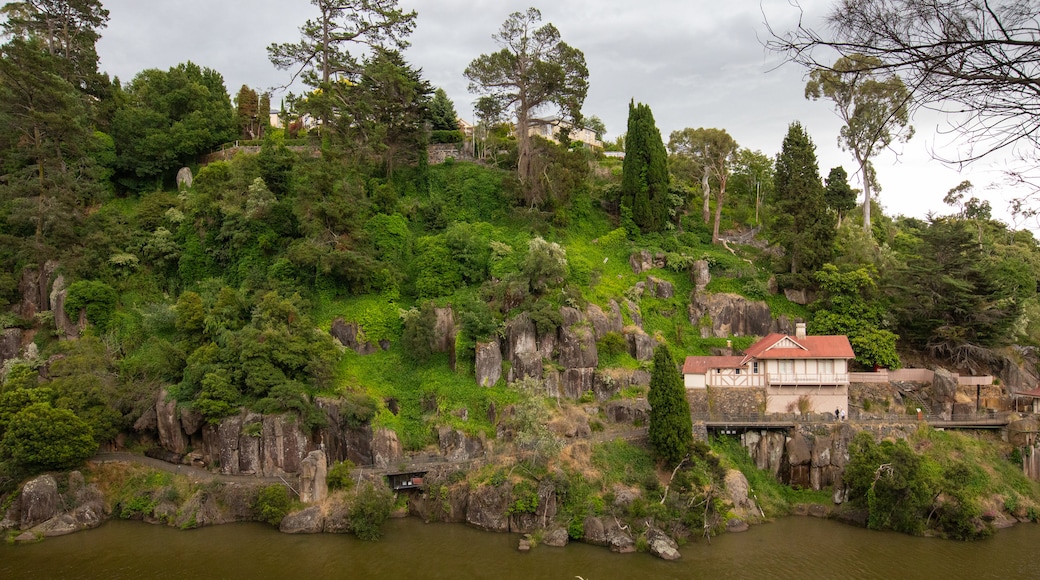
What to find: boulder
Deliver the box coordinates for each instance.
[299,450,328,504]
[543,527,570,547]
[0,327,22,367]
[931,367,959,405]
[629,250,653,274]
[647,276,675,299]
[176,167,193,190]
[19,475,60,529]
[49,275,80,339]
[16,260,58,319]
[605,399,651,424]
[438,427,485,462]
[786,433,812,467]
[558,322,598,369]
[624,300,643,329]
[371,428,402,468]
[330,318,378,355]
[475,339,502,387]
[561,368,596,399]
[688,292,777,338]
[783,288,812,305]
[582,516,607,546]
[280,506,324,534]
[625,331,657,361]
[31,514,79,538]
[723,469,761,523]
[726,518,750,533]
[585,303,621,339]
[505,313,538,366]
[647,526,681,560]
[604,519,636,553]
[510,351,544,382]
[691,260,711,293]
[156,388,188,455]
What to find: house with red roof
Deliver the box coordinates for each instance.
[683,323,855,415]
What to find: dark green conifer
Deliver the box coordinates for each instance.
[648,345,692,466]
[621,100,670,232]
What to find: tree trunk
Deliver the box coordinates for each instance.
[859,155,872,236]
[701,168,711,224]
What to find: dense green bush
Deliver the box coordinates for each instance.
[327,460,356,491]
[348,483,394,540]
[65,280,118,333]
[1,403,97,470]
[254,484,293,526]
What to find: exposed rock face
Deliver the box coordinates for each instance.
[604,518,636,553]
[330,318,378,355]
[475,338,502,387]
[585,302,623,339]
[19,475,60,529]
[783,288,813,305]
[466,484,512,532]
[593,368,650,401]
[505,313,538,376]
[15,260,58,319]
[624,299,643,329]
[647,526,681,560]
[299,450,328,504]
[691,260,711,293]
[315,398,375,466]
[511,351,544,382]
[558,319,598,369]
[646,276,674,299]
[0,328,22,366]
[510,479,559,534]
[560,368,596,399]
[583,515,606,546]
[431,307,457,353]
[629,250,653,274]
[280,506,324,533]
[605,399,651,424]
[176,167,193,189]
[438,427,485,462]
[543,527,569,547]
[546,406,592,439]
[930,367,958,419]
[742,430,786,477]
[723,469,761,524]
[370,428,402,468]
[689,292,789,338]
[156,388,189,455]
[201,412,310,477]
[625,330,657,361]
[49,275,81,339]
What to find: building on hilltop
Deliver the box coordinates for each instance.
[527,116,602,149]
[683,323,854,416]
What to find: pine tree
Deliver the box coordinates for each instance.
[429,88,458,131]
[648,345,692,466]
[621,100,670,232]
[769,122,835,276]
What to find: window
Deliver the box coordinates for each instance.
[779,360,793,374]
[735,368,741,375]
[753,362,759,374]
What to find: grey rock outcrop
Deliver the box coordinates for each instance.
[646,276,674,299]
[15,260,58,319]
[49,275,81,339]
[723,469,761,524]
[691,260,711,293]
[625,330,657,361]
[370,428,402,468]
[330,318,378,355]
[19,475,60,529]
[431,307,457,353]
[176,167,193,190]
[475,338,502,387]
[585,302,623,339]
[280,506,324,533]
[605,399,651,424]
[689,291,792,338]
[156,388,189,456]
[647,526,681,560]
[466,484,512,532]
[543,527,569,547]
[0,328,21,366]
[629,250,653,274]
[438,427,485,462]
[299,450,328,504]
[593,368,649,401]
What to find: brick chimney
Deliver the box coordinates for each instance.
[795,322,806,340]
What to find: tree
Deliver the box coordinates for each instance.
[647,345,692,466]
[429,87,458,131]
[582,115,606,141]
[729,148,774,227]
[1,402,97,470]
[770,1,1038,182]
[805,54,913,234]
[769,122,835,277]
[110,62,235,190]
[1,0,109,91]
[810,264,900,369]
[621,100,670,232]
[267,0,416,89]
[465,7,588,199]
[825,166,857,226]
[668,127,738,242]
[235,84,259,139]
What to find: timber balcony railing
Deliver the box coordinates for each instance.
[689,409,1016,426]
[767,373,849,386]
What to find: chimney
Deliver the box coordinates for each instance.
[795,322,806,340]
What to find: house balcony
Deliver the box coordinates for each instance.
[767,373,849,387]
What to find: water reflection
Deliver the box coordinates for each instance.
[2,517,1037,579]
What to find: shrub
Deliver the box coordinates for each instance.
[65,280,118,333]
[1,403,97,470]
[254,484,293,526]
[349,483,394,540]
[597,331,627,357]
[327,460,356,491]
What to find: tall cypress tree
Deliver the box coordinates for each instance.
[769,122,835,276]
[621,100,669,232]
[648,345,692,466]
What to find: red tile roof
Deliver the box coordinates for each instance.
[682,356,745,374]
[742,334,854,361]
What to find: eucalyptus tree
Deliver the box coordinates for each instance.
[465,7,588,201]
[805,54,913,234]
[668,127,738,242]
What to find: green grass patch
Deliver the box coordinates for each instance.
[591,439,656,487]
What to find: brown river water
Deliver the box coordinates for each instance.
[2,516,1036,579]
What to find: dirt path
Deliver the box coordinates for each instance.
[89,452,292,484]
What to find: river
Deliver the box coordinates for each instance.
[2,516,1036,579]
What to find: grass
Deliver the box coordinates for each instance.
[590,439,656,487]
[710,436,832,517]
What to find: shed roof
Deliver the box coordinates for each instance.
[682,356,746,374]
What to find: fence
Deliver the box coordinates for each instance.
[848,369,993,386]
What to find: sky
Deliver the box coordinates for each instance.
[93,0,1030,228]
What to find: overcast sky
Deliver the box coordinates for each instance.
[94,0,1027,228]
